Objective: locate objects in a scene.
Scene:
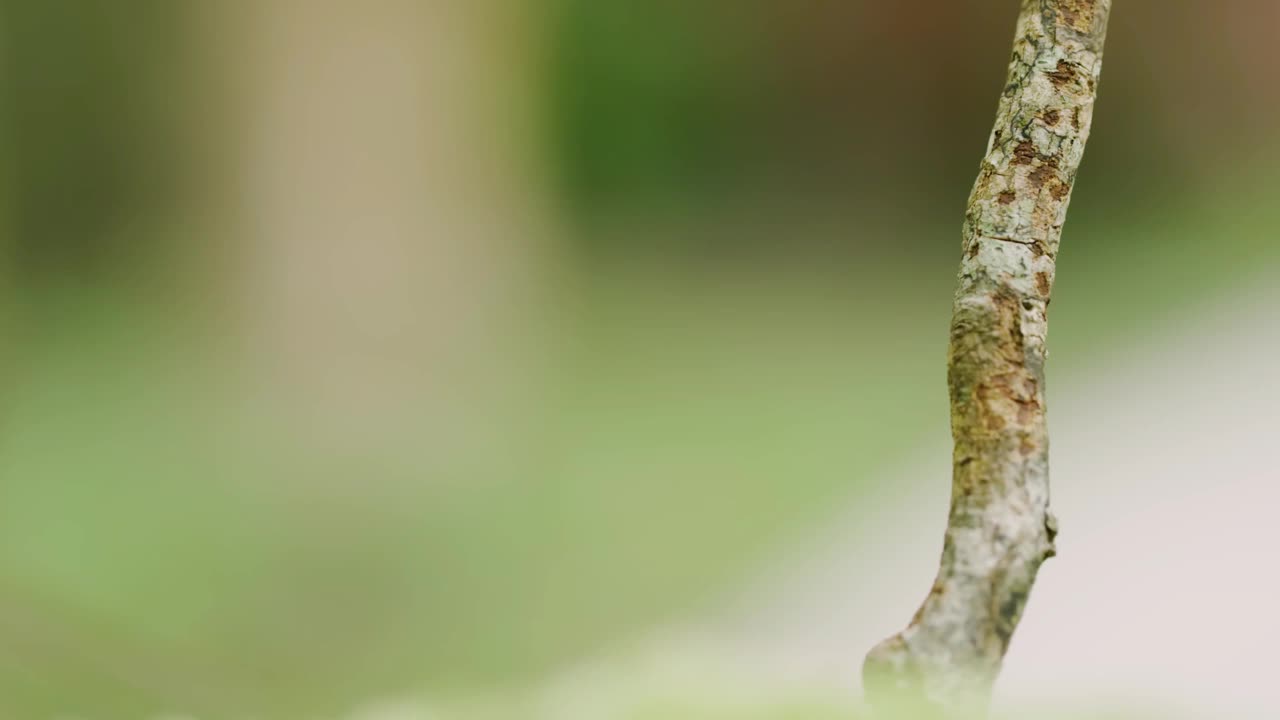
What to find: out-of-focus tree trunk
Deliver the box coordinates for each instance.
[205,1,547,461]
[864,2,1112,716]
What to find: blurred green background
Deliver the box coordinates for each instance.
[0,1,1276,718]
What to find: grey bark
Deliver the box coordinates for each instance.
[863,1,1112,716]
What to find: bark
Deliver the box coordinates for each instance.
[863,1,1111,716]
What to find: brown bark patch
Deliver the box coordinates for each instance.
[1041,109,1061,126]
[1013,141,1037,165]
[1028,158,1060,189]
[1057,0,1097,34]
[1035,272,1051,297]
[998,190,1017,205]
[1046,59,1077,88]
[992,292,1027,365]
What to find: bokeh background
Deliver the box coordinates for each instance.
[1,1,1277,718]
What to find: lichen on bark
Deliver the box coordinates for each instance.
[863,1,1112,716]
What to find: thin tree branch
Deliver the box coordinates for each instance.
[864,1,1112,716]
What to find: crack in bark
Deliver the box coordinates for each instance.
[977,234,1040,247]
[863,2,1112,717]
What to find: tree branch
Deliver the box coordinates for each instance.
[863,1,1112,716]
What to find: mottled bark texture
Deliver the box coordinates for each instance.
[864,1,1111,716]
